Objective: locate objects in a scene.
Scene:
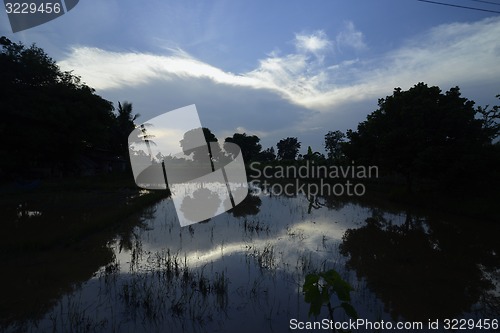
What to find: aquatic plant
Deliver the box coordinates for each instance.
[303,269,357,332]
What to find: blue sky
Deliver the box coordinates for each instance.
[2,0,500,153]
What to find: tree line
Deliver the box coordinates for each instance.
[213,83,499,188]
[200,84,500,191]
[2,36,499,190]
[238,83,500,190]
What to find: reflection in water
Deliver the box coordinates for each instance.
[340,213,500,321]
[228,187,262,218]
[2,184,500,332]
[0,198,159,331]
[180,187,221,222]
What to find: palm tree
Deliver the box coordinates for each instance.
[115,101,140,156]
[117,101,139,135]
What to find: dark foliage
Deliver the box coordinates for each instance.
[343,83,499,189]
[277,137,301,161]
[224,133,262,162]
[0,37,133,179]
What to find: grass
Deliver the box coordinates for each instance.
[118,249,230,327]
[248,243,277,270]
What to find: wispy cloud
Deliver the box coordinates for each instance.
[60,46,263,90]
[59,17,500,113]
[294,30,332,58]
[336,21,367,51]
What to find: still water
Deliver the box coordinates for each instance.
[3,186,500,332]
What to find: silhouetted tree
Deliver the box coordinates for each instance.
[257,147,276,162]
[324,130,345,161]
[477,94,500,142]
[224,133,262,162]
[112,101,140,159]
[276,137,301,160]
[343,83,493,190]
[0,37,115,178]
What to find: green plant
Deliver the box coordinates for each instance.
[303,269,357,331]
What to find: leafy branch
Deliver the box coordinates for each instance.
[303,269,357,332]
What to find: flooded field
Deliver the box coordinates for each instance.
[3,185,500,333]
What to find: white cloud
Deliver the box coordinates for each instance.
[336,21,367,51]
[59,17,500,115]
[59,47,264,90]
[294,30,332,57]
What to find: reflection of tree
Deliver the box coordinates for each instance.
[306,195,325,214]
[321,193,347,211]
[228,188,261,218]
[0,194,156,329]
[117,206,154,253]
[180,188,221,223]
[339,214,497,321]
[300,180,347,213]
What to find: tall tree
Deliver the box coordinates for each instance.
[343,83,491,189]
[276,137,301,160]
[224,133,262,162]
[113,101,139,157]
[324,130,345,161]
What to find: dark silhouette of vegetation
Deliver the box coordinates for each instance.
[257,146,276,162]
[277,137,301,160]
[324,130,346,162]
[1,35,498,213]
[477,94,500,141]
[224,133,262,162]
[343,83,499,191]
[303,146,325,162]
[112,101,139,158]
[0,37,138,180]
[303,269,357,332]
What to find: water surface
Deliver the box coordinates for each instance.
[4,186,500,332]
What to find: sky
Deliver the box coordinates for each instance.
[2,0,500,154]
